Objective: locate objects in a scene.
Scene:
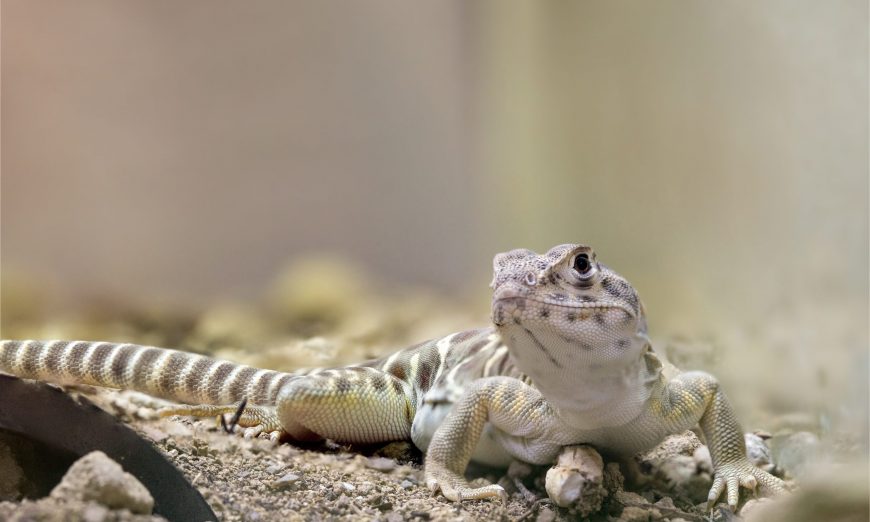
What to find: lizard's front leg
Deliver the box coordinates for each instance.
[424,376,561,502]
[654,371,788,510]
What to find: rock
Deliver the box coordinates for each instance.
[692,444,712,473]
[82,501,110,522]
[364,457,396,472]
[657,455,697,486]
[50,451,154,514]
[635,431,712,503]
[271,472,302,490]
[770,431,820,479]
[739,497,773,518]
[535,506,557,522]
[613,490,649,506]
[653,496,676,510]
[384,512,404,522]
[617,505,662,521]
[264,462,286,474]
[637,431,703,467]
[544,445,605,516]
[744,432,775,472]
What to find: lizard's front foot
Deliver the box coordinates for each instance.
[708,459,789,511]
[425,463,508,502]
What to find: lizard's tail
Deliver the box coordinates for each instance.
[0,339,296,406]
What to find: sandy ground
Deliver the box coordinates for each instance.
[0,385,720,521]
[1,261,867,520]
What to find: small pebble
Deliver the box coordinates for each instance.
[544,445,605,515]
[365,457,396,472]
[745,432,774,472]
[385,512,403,522]
[265,463,286,474]
[692,445,712,472]
[272,472,301,490]
[654,496,676,509]
[535,507,557,522]
[772,431,820,478]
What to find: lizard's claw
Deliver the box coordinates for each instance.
[425,464,508,503]
[707,460,788,511]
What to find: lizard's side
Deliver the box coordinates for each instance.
[0,244,786,509]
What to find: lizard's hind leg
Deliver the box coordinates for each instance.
[159,402,286,441]
[273,366,415,445]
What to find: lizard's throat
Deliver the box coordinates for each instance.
[496,322,656,425]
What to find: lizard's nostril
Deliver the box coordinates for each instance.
[524,273,537,286]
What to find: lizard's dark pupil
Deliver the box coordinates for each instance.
[574,254,591,274]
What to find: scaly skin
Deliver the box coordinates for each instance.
[0,244,786,510]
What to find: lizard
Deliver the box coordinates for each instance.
[0,243,786,510]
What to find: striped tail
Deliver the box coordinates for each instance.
[0,340,296,406]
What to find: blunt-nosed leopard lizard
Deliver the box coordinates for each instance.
[0,244,786,509]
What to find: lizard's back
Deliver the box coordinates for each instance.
[358,327,529,464]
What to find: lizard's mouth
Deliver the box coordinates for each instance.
[492,295,635,317]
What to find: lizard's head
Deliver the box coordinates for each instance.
[490,244,648,373]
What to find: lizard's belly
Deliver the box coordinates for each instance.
[411,401,514,467]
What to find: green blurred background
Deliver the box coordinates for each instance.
[2,0,868,483]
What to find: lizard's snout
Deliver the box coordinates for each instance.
[491,284,529,326]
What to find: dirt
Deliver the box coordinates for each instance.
[1,258,867,521]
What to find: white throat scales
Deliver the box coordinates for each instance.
[498,322,661,428]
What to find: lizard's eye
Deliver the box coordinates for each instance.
[572,253,593,276]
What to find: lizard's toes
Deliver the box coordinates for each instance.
[243,425,264,439]
[460,484,508,503]
[739,473,758,491]
[709,460,790,511]
[425,464,507,503]
[707,475,725,510]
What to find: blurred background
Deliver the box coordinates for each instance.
[1,0,868,508]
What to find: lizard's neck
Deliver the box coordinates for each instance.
[497,326,662,428]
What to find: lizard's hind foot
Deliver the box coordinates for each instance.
[425,463,508,503]
[158,402,286,441]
